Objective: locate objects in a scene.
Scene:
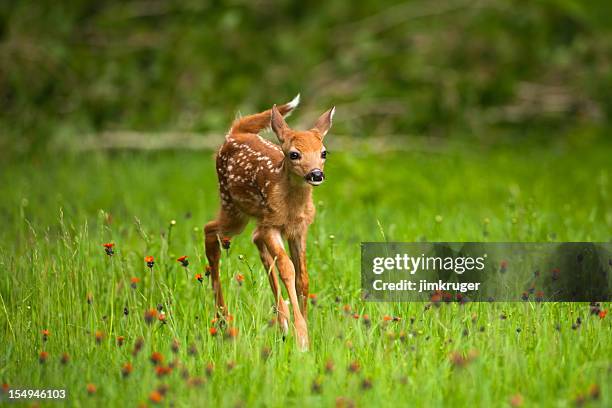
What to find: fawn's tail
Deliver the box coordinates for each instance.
[229,94,300,136]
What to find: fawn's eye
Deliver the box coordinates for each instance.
[321,150,327,159]
[289,151,301,160]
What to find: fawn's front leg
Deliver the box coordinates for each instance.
[252,228,290,336]
[262,228,309,351]
[288,233,309,317]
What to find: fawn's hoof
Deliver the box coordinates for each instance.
[297,335,310,352]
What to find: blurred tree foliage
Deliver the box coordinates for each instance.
[1,0,611,155]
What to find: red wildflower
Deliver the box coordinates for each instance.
[352,313,360,319]
[311,378,322,394]
[226,327,239,339]
[599,310,607,319]
[383,315,393,322]
[133,337,144,356]
[144,308,158,324]
[209,327,218,337]
[195,273,203,283]
[348,360,361,373]
[150,352,164,365]
[500,260,508,272]
[103,242,115,256]
[41,329,50,341]
[361,378,373,390]
[145,256,155,268]
[205,362,215,377]
[158,313,167,324]
[86,383,97,395]
[449,349,479,368]
[130,277,139,289]
[308,293,318,305]
[342,304,351,314]
[121,362,133,378]
[39,351,49,364]
[535,291,544,302]
[95,331,105,344]
[588,384,601,399]
[187,376,204,388]
[149,390,163,404]
[2,383,9,393]
[177,255,189,267]
[510,393,524,407]
[235,273,245,285]
[155,365,172,377]
[116,336,125,346]
[221,237,231,249]
[261,346,271,360]
[551,268,560,281]
[325,359,335,374]
[60,352,70,365]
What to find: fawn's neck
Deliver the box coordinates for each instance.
[278,159,313,206]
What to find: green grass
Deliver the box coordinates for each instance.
[0,143,611,407]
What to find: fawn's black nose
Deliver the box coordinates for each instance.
[305,169,325,185]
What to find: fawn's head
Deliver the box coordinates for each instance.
[271,105,335,186]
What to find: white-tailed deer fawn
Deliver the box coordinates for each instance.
[204,94,334,351]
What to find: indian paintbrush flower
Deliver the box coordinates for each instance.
[235,273,245,285]
[86,383,97,395]
[103,242,115,256]
[150,352,164,365]
[145,256,155,269]
[177,255,189,267]
[144,308,158,324]
[39,351,49,364]
[121,362,133,378]
[221,237,231,249]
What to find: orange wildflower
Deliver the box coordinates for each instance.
[121,362,133,378]
[150,352,164,365]
[177,255,189,267]
[145,256,155,268]
[149,390,163,404]
[102,242,115,256]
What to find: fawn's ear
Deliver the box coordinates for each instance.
[312,107,335,139]
[271,105,289,143]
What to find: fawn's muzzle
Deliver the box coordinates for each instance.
[305,169,325,185]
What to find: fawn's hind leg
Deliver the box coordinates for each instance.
[253,228,290,336]
[204,210,247,317]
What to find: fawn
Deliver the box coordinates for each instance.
[204,94,334,350]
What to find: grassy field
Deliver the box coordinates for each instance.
[0,142,611,407]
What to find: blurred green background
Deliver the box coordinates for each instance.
[2,0,612,158]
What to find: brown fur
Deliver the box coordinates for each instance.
[204,95,334,351]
